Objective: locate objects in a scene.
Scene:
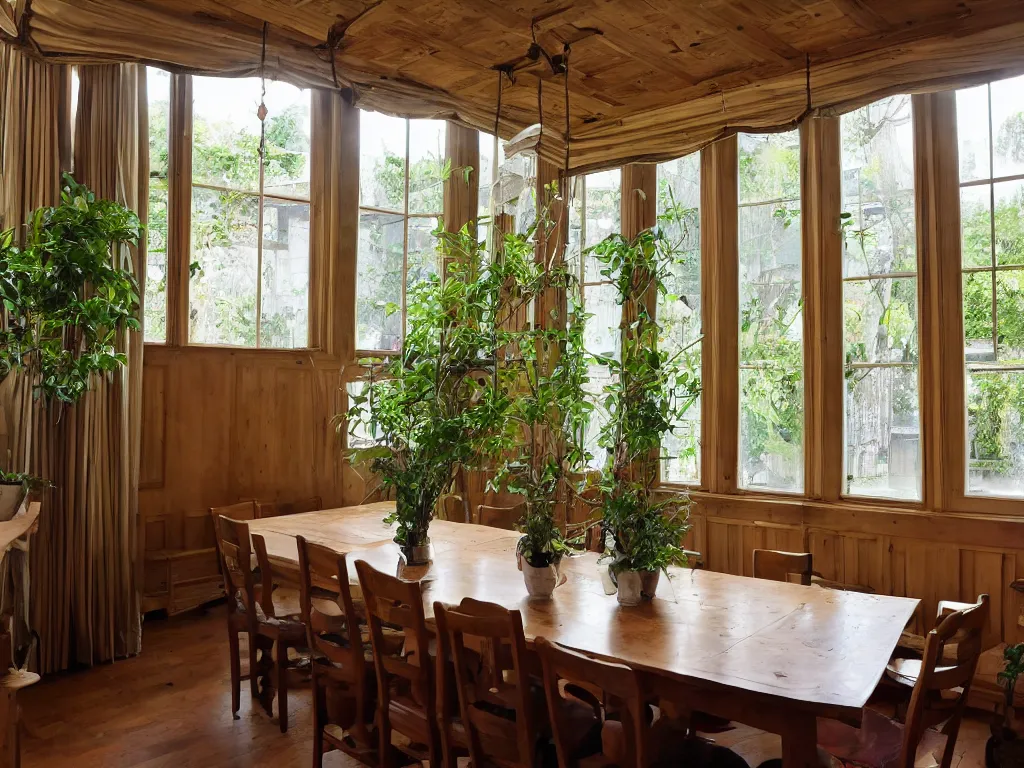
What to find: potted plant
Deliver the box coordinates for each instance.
[988,642,1024,767]
[588,219,701,606]
[487,195,594,598]
[345,222,510,565]
[0,472,51,523]
[0,174,141,483]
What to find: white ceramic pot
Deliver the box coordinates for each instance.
[521,559,559,599]
[616,570,643,606]
[641,570,660,600]
[0,483,23,523]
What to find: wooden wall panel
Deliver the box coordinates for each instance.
[139,347,350,612]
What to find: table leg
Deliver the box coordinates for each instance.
[781,714,819,768]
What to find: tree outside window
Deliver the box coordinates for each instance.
[356,113,446,353]
[188,76,311,348]
[738,131,804,493]
[957,75,1024,497]
[840,96,921,500]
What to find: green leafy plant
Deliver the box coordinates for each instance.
[0,471,53,495]
[1000,642,1024,726]
[344,219,512,553]
[0,174,142,404]
[588,213,701,575]
[488,185,594,568]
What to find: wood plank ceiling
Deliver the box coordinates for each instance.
[7,0,1024,170]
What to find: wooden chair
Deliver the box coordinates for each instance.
[888,599,979,687]
[355,559,442,768]
[536,636,642,768]
[752,549,813,586]
[813,594,990,768]
[215,515,306,731]
[256,496,323,519]
[297,536,379,766]
[438,493,465,523]
[434,598,541,768]
[477,503,526,531]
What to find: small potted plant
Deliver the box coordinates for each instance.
[345,222,510,565]
[588,219,701,606]
[0,472,50,522]
[488,202,593,597]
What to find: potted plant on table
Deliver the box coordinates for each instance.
[588,219,701,606]
[345,223,509,565]
[988,642,1024,767]
[487,200,594,598]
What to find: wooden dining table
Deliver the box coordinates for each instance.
[247,502,920,768]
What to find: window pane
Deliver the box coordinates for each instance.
[658,154,701,483]
[261,81,311,199]
[840,96,916,277]
[994,179,1024,266]
[845,365,920,499]
[192,77,263,192]
[961,185,992,268]
[356,211,404,352]
[407,216,439,328]
[583,281,621,470]
[844,278,918,365]
[260,200,310,349]
[190,188,259,345]
[583,170,621,282]
[738,130,803,493]
[991,75,1024,180]
[408,120,445,214]
[996,270,1024,363]
[145,67,170,343]
[359,111,406,211]
[963,272,995,360]
[956,84,991,183]
[967,370,1024,497]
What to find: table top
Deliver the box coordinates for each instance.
[247,503,919,719]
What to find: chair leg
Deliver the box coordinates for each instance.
[275,641,289,733]
[228,626,241,719]
[378,708,393,768]
[248,633,261,700]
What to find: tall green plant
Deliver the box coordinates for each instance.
[589,215,700,574]
[344,220,510,551]
[0,175,142,404]
[488,191,594,568]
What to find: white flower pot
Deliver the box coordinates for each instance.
[616,570,643,606]
[0,483,23,523]
[641,570,660,599]
[521,559,560,599]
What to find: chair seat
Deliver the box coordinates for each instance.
[817,709,947,768]
[884,658,962,696]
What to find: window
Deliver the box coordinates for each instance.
[957,76,1024,497]
[569,170,622,468]
[145,67,170,343]
[737,132,804,492]
[840,96,921,500]
[356,114,446,353]
[189,77,311,348]
[657,154,701,483]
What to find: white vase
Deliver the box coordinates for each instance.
[0,483,23,523]
[520,557,560,599]
[616,570,643,606]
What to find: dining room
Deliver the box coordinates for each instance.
[1,1,1024,767]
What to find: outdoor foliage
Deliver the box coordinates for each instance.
[0,175,142,403]
[589,213,700,574]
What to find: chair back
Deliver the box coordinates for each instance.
[752,549,812,586]
[354,560,435,717]
[256,496,323,519]
[901,594,989,768]
[435,599,538,768]
[210,501,257,569]
[536,636,646,768]
[214,515,259,619]
[296,536,367,674]
[478,503,525,531]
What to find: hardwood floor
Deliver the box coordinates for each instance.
[19,604,996,768]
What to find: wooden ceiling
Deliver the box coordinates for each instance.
[6,0,1024,170]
